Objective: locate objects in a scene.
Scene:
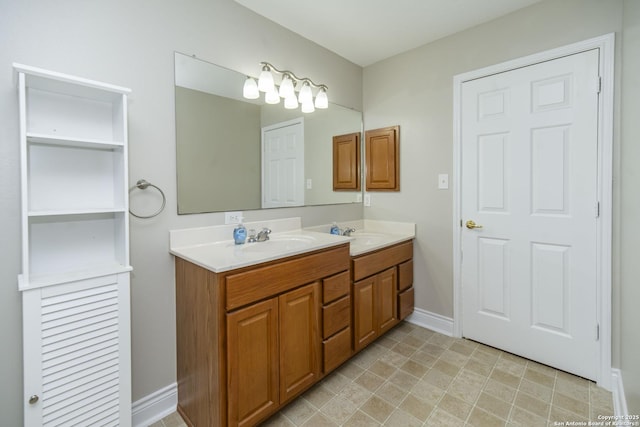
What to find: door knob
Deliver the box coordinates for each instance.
[465,220,483,229]
[28,395,39,405]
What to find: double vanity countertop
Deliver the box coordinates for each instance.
[169,217,415,273]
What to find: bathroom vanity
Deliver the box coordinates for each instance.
[170,218,414,427]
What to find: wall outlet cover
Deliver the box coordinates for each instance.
[225,211,243,224]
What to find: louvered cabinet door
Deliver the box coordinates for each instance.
[23,273,131,427]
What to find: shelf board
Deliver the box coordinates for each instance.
[27,133,124,150]
[19,265,133,291]
[14,63,131,98]
[28,208,127,218]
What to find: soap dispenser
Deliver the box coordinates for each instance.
[330,222,340,235]
[233,218,247,245]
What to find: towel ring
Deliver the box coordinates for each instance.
[129,179,166,219]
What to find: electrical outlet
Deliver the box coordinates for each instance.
[356,193,362,203]
[364,193,371,207]
[225,211,243,224]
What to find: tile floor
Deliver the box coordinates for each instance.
[152,322,614,426]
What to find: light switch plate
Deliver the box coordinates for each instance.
[438,174,449,189]
[306,179,312,189]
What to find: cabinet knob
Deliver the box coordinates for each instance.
[28,395,39,405]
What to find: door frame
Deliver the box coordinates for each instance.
[452,33,615,389]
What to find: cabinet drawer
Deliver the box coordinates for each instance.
[352,240,412,281]
[323,326,352,373]
[398,286,414,320]
[398,259,413,292]
[323,271,350,304]
[226,244,349,310]
[322,295,351,339]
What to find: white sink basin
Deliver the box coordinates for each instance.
[349,232,388,246]
[241,235,318,253]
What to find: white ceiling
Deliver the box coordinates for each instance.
[234,0,542,67]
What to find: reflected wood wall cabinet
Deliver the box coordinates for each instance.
[365,125,400,191]
[333,132,361,191]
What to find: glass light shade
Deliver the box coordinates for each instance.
[243,77,259,99]
[284,94,299,109]
[265,89,280,104]
[301,101,315,113]
[258,67,275,93]
[314,88,328,109]
[298,81,313,104]
[279,75,295,99]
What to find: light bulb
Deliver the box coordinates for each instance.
[301,101,315,113]
[284,94,299,109]
[298,81,313,104]
[258,65,275,93]
[279,74,295,99]
[265,89,280,104]
[314,87,328,109]
[243,77,259,99]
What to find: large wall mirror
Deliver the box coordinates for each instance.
[174,52,363,214]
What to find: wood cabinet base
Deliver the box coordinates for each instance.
[175,241,414,426]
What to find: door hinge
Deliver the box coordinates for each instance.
[597,76,602,94]
[595,201,600,218]
[596,324,600,341]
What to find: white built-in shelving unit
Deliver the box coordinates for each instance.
[15,63,132,427]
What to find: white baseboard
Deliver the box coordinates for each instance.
[132,382,177,427]
[406,307,454,336]
[611,368,629,417]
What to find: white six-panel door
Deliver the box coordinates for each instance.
[262,118,305,208]
[460,49,600,380]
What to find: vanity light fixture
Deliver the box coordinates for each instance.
[242,76,259,99]
[244,62,328,113]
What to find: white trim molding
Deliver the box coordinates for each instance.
[452,33,615,390]
[132,382,177,427]
[406,308,454,337]
[611,369,629,418]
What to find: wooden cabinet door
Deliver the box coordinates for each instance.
[333,132,361,190]
[365,125,399,191]
[279,282,321,403]
[353,276,377,352]
[227,298,279,427]
[377,267,398,335]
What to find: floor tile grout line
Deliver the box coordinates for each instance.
[464,343,504,425]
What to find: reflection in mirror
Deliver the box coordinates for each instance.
[174,52,363,214]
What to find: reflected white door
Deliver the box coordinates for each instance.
[461,50,600,380]
[262,118,304,208]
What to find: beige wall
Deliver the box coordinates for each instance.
[620,0,640,413]
[0,0,362,425]
[363,0,639,413]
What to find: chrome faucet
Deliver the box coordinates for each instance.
[342,227,356,236]
[256,227,271,242]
